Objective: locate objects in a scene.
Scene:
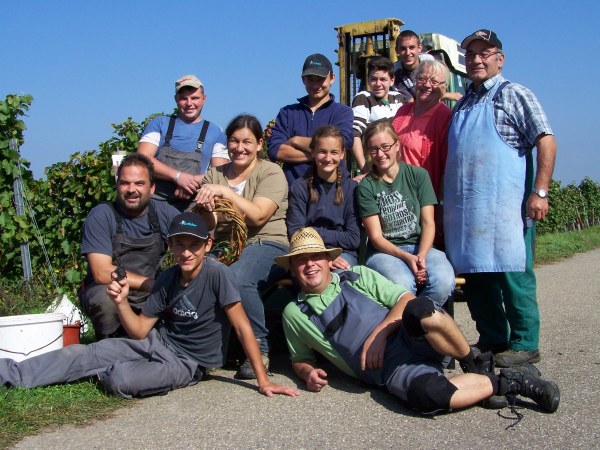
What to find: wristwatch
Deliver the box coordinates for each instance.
[533,187,548,198]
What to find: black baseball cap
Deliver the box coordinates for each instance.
[301,53,333,77]
[168,212,209,239]
[461,29,503,50]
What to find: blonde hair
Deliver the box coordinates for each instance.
[362,120,399,178]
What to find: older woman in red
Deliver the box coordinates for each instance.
[392,59,451,247]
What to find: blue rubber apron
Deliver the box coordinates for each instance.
[444,81,526,274]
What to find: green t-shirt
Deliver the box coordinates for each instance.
[356,163,437,246]
[282,266,408,377]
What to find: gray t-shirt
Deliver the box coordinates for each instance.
[142,258,240,368]
[81,199,179,256]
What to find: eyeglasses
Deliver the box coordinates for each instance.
[416,76,446,87]
[465,50,502,61]
[367,141,397,155]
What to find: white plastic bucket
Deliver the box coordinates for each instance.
[0,313,66,362]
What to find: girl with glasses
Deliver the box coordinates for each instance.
[356,121,455,307]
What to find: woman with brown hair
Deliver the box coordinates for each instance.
[356,121,454,307]
[195,114,288,380]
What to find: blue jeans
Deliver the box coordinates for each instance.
[229,241,288,353]
[366,245,455,307]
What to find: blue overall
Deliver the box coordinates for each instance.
[444,80,539,350]
[298,272,447,402]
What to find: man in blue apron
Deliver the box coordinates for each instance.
[278,227,559,414]
[444,30,557,368]
[79,154,179,340]
[137,74,229,211]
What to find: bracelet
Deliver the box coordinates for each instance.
[175,171,181,181]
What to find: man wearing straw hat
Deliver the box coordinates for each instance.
[277,227,559,414]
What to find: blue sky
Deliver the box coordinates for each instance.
[3,0,598,184]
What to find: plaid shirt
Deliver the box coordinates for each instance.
[456,74,553,153]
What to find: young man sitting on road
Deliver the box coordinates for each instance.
[0,213,299,400]
[277,227,559,414]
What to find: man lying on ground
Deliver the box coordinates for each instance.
[277,227,559,414]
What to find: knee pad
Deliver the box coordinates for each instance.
[402,296,439,337]
[406,373,457,414]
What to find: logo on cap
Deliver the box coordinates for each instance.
[180,220,197,228]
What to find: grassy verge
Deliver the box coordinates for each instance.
[1,226,600,447]
[535,226,600,265]
[0,381,130,448]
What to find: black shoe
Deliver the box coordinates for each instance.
[234,352,270,380]
[495,350,541,368]
[473,341,509,354]
[460,350,495,374]
[499,368,560,413]
[482,394,508,409]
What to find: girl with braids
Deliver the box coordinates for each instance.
[287,125,361,271]
[356,121,454,307]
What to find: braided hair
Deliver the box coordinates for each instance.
[308,125,345,205]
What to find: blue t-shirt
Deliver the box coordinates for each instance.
[81,199,179,256]
[140,116,228,173]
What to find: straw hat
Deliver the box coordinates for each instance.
[274,227,342,270]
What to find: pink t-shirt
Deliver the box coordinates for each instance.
[391,102,451,199]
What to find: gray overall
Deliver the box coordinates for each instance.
[79,202,165,337]
[0,329,202,399]
[298,272,448,402]
[154,116,211,211]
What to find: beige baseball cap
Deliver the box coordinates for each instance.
[175,74,203,93]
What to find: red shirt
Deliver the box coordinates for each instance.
[391,102,450,199]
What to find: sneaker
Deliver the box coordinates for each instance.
[495,350,541,368]
[499,367,560,413]
[234,352,270,380]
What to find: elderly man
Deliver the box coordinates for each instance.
[268,53,353,186]
[79,154,179,340]
[137,74,229,211]
[278,227,559,415]
[444,30,557,368]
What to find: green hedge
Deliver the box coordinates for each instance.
[1,94,599,300]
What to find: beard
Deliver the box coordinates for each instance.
[118,192,150,215]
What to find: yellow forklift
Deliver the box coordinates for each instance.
[335,18,468,107]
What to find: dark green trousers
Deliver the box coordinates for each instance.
[463,224,539,351]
